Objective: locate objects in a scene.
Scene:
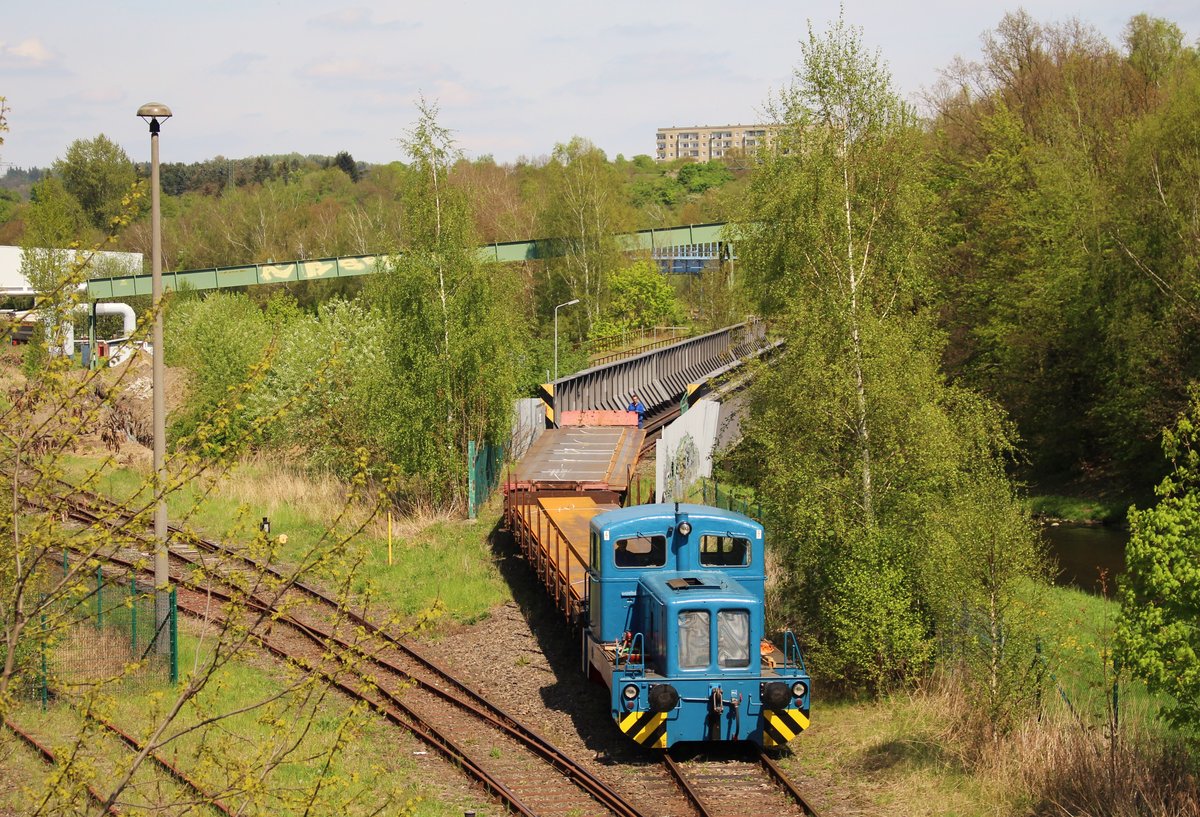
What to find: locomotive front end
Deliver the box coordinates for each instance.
[610,573,811,747]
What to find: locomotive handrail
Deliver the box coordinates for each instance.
[783,630,807,673]
[620,632,646,676]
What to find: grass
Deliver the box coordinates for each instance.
[62,454,513,626]
[355,501,510,625]
[782,582,1182,816]
[37,451,514,812]
[1026,494,1131,524]
[783,692,1004,816]
[5,622,479,815]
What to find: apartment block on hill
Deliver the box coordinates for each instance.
[655,124,778,162]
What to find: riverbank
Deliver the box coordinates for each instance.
[1027,493,1132,525]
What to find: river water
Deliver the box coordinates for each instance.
[1041,523,1130,595]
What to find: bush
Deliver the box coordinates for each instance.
[166,291,277,451]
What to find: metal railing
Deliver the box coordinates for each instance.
[549,319,771,419]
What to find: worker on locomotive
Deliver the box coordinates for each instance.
[582,502,810,749]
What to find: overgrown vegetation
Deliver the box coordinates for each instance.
[1118,387,1200,733]
[4,5,1200,811]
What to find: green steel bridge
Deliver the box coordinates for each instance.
[84,222,732,300]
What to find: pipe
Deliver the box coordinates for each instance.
[83,302,137,339]
[48,302,140,359]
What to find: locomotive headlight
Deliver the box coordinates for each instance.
[677,521,692,537]
[791,681,808,699]
[623,684,639,701]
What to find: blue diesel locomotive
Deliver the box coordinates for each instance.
[581,502,810,749]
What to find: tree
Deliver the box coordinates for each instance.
[590,260,684,338]
[676,160,733,194]
[1125,14,1185,88]
[52,134,138,231]
[537,137,632,334]
[1117,388,1200,730]
[333,150,361,182]
[365,97,524,508]
[19,177,88,294]
[735,13,1045,697]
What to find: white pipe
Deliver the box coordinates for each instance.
[50,302,139,358]
[77,301,137,339]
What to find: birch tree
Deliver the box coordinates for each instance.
[537,137,631,334]
[366,98,524,509]
[736,15,1045,696]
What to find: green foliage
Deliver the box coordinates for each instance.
[590,260,684,337]
[20,327,47,380]
[930,11,1200,482]
[0,188,19,224]
[365,98,524,508]
[1125,14,1185,85]
[737,13,1045,703]
[332,150,360,182]
[20,178,87,291]
[537,137,633,335]
[680,262,748,331]
[676,160,733,194]
[1118,388,1200,730]
[53,134,137,231]
[166,291,276,450]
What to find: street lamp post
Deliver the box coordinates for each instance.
[137,102,172,654]
[553,298,580,382]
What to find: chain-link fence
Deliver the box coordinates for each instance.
[26,562,178,707]
[468,440,505,519]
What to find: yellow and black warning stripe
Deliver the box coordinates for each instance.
[761,708,810,748]
[618,710,668,749]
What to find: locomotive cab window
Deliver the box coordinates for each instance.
[717,610,750,668]
[699,535,751,567]
[678,610,710,669]
[615,535,667,568]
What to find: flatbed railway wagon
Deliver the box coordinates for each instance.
[505,454,811,749]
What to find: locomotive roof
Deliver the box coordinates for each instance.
[591,502,760,531]
[639,571,758,603]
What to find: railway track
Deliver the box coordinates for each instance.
[55,487,646,817]
[5,704,235,815]
[662,747,821,817]
[2,716,123,815]
[82,710,236,815]
[48,484,824,817]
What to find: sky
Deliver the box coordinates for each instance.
[2,1,1197,171]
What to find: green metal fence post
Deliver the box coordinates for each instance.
[130,577,138,657]
[40,608,48,711]
[467,441,478,520]
[169,587,178,684]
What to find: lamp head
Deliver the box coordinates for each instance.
[137,102,172,133]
